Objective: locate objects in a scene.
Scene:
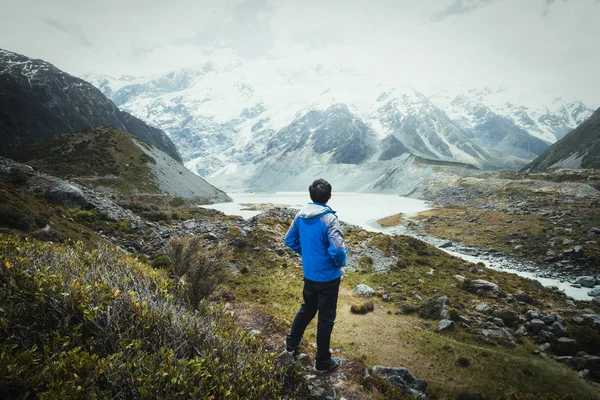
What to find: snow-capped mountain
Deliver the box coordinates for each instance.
[0,49,181,162]
[84,61,595,192]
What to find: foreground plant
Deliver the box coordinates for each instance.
[0,234,291,399]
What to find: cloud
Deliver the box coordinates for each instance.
[0,0,598,104]
[43,19,92,48]
[432,0,496,20]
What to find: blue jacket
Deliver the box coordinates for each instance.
[285,203,347,282]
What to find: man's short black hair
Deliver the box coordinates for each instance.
[309,179,332,204]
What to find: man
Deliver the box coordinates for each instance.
[284,178,346,373]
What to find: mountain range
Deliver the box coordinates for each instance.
[0,48,181,162]
[525,106,600,171]
[84,62,595,192]
[0,48,228,203]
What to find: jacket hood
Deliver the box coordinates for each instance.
[298,203,334,219]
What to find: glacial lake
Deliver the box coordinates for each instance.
[202,192,595,301]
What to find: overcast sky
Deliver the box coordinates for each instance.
[1,0,599,103]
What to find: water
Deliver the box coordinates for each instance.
[202,192,595,301]
[203,191,433,229]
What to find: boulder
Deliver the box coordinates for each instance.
[593,297,600,307]
[588,287,600,297]
[554,337,579,356]
[526,310,540,321]
[493,309,519,328]
[479,329,516,347]
[371,366,428,398]
[475,304,493,315]
[438,319,454,331]
[526,319,547,335]
[514,290,534,304]
[472,279,499,293]
[47,182,90,208]
[575,276,596,288]
[354,284,375,297]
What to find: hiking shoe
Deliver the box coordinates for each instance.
[284,339,301,354]
[315,357,342,373]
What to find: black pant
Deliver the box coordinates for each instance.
[286,277,340,368]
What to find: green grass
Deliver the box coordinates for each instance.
[0,127,160,194]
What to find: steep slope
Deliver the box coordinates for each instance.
[0,49,181,162]
[524,107,600,171]
[0,127,230,203]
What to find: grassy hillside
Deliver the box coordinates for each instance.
[1,127,160,194]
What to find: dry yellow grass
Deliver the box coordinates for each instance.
[376,213,404,227]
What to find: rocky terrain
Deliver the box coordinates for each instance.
[2,156,600,398]
[405,169,600,294]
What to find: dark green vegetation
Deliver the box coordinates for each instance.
[0,235,293,399]
[525,106,600,171]
[0,48,181,161]
[1,127,159,194]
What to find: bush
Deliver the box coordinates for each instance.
[0,234,290,399]
[0,205,35,231]
[351,301,375,314]
[166,236,230,308]
[151,254,171,269]
[141,210,171,223]
[568,325,600,354]
[169,197,185,208]
[418,299,442,319]
[65,207,99,224]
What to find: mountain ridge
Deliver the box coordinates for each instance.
[0,48,182,162]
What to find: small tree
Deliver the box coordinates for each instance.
[166,236,229,308]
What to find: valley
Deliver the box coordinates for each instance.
[1,46,600,399]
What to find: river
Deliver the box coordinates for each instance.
[202,192,595,301]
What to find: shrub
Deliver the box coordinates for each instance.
[418,299,442,319]
[568,325,600,354]
[0,205,35,231]
[166,236,230,308]
[151,254,171,269]
[400,304,418,314]
[351,301,375,314]
[169,197,185,208]
[65,207,99,224]
[358,255,373,271]
[449,307,461,321]
[0,234,291,399]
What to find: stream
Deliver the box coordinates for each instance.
[202,191,597,301]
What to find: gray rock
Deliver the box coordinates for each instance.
[249,329,261,337]
[575,276,596,288]
[354,284,375,297]
[527,319,547,335]
[381,294,393,302]
[454,274,465,283]
[539,342,551,351]
[437,295,450,305]
[555,337,579,355]
[472,279,499,292]
[493,318,506,327]
[440,305,450,320]
[480,329,516,347]
[515,325,528,336]
[475,304,493,315]
[514,290,534,304]
[538,330,556,343]
[276,350,295,368]
[588,287,600,297]
[372,366,428,398]
[47,182,89,208]
[550,321,567,337]
[526,310,540,321]
[438,319,455,331]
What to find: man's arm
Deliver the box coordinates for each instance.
[285,216,302,255]
[325,215,346,267]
